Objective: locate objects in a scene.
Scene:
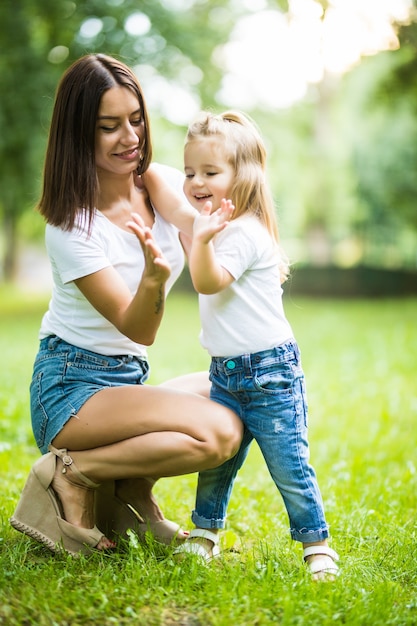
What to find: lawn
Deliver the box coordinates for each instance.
[0,286,416,625]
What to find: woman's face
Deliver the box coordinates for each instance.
[95,86,145,175]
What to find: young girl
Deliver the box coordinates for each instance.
[175,110,340,580]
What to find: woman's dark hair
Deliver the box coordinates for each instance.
[37,54,152,230]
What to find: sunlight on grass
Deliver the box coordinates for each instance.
[1,288,416,625]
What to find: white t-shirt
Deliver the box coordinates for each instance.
[199,215,294,357]
[39,164,185,357]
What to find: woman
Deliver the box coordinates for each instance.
[10,54,242,555]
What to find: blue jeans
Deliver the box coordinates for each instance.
[192,340,329,543]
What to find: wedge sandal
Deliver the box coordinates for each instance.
[95,480,188,545]
[10,445,109,556]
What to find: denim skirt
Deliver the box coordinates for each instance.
[30,335,150,454]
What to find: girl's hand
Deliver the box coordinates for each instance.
[193,199,234,244]
[127,212,171,283]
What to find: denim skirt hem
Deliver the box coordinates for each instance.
[30,336,150,454]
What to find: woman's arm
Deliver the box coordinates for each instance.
[75,214,170,345]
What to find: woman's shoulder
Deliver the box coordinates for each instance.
[45,211,110,252]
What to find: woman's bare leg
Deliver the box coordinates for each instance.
[114,477,162,519]
[51,456,116,550]
[160,371,210,398]
[114,372,211,522]
[51,383,242,534]
[105,373,212,532]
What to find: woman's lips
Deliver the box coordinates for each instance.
[116,147,139,160]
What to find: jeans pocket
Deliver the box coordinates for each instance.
[253,363,294,395]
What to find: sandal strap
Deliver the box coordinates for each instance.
[307,555,339,577]
[57,518,105,547]
[48,445,100,489]
[174,528,221,561]
[188,528,220,545]
[303,546,339,562]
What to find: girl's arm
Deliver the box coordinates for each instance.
[141,165,197,237]
[75,213,170,345]
[189,200,235,295]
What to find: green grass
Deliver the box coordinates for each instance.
[1,285,416,625]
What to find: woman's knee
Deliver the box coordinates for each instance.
[209,407,243,464]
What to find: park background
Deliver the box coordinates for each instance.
[1,0,417,293]
[1,1,417,625]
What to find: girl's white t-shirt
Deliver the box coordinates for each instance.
[198,215,294,357]
[39,164,185,357]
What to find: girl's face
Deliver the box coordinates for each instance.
[95,86,145,175]
[183,137,235,211]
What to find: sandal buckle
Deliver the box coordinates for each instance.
[61,454,73,473]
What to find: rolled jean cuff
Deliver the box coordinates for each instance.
[191,510,226,530]
[290,526,330,543]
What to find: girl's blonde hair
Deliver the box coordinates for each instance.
[185,110,289,281]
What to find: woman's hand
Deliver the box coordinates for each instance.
[127,212,171,284]
[75,212,171,345]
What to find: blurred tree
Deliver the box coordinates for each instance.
[355,20,417,229]
[0,0,272,282]
[0,0,67,281]
[253,7,417,270]
[1,0,416,281]
[339,18,417,267]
